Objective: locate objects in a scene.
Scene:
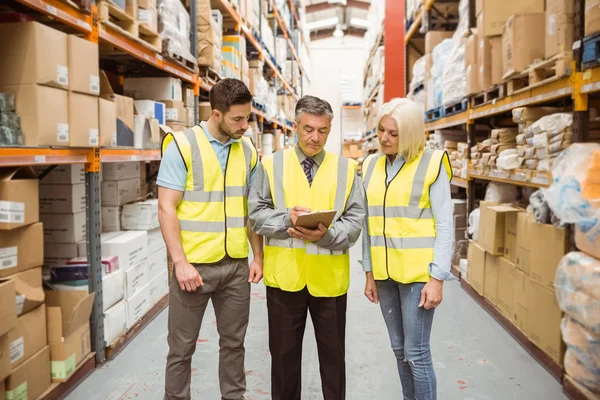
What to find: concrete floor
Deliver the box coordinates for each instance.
[67,242,566,400]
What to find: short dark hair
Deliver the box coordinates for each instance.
[209,78,253,113]
[295,95,334,122]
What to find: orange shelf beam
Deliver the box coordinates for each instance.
[100,148,161,162]
[16,0,93,33]
[0,148,91,166]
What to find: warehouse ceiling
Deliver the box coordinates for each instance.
[304,0,370,40]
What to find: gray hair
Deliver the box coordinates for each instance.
[294,95,334,123]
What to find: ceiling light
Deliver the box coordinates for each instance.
[333,25,344,37]
[305,17,339,31]
[349,17,369,29]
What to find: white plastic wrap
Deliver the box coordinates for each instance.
[527,113,573,136]
[467,208,480,240]
[496,149,520,170]
[158,0,194,62]
[410,56,426,92]
[429,39,454,110]
[484,182,518,203]
[442,41,466,107]
[543,143,600,226]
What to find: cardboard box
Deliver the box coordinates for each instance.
[102,270,125,311]
[0,85,69,146]
[45,291,94,382]
[0,22,69,89]
[478,203,520,256]
[100,71,134,147]
[546,14,574,59]
[467,240,486,295]
[126,283,150,328]
[530,221,568,291]
[502,14,545,78]
[102,162,140,181]
[586,0,600,36]
[99,98,117,147]
[134,100,165,125]
[148,270,169,304]
[476,0,545,37]
[491,36,503,85]
[515,213,533,274]
[124,77,183,101]
[78,231,147,272]
[148,247,167,276]
[133,116,160,150]
[528,282,564,364]
[147,227,165,251]
[35,164,85,185]
[39,183,86,214]
[121,199,159,230]
[0,223,43,277]
[546,0,574,15]
[43,243,78,268]
[575,225,600,259]
[101,178,141,207]
[185,107,195,127]
[102,206,121,232]
[166,122,186,132]
[513,268,529,335]
[104,300,127,346]
[40,212,86,243]
[0,280,17,336]
[503,210,520,263]
[484,254,501,306]
[199,102,211,121]
[182,86,195,108]
[8,304,47,368]
[0,334,10,381]
[425,31,454,54]
[497,258,517,320]
[0,168,39,230]
[125,261,149,298]
[477,35,493,90]
[5,345,51,400]
[9,268,44,317]
[67,35,99,96]
[161,100,185,123]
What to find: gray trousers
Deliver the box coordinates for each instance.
[164,257,250,400]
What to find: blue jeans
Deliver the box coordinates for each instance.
[376,280,436,400]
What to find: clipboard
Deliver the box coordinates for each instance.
[295,210,337,230]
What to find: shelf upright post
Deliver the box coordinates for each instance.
[191,0,199,125]
[85,148,105,363]
[573,0,589,143]
[466,120,475,224]
[385,0,405,100]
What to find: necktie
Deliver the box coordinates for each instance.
[302,158,315,185]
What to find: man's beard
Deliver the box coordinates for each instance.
[219,121,244,139]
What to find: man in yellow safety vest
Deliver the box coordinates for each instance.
[248,95,365,400]
[158,78,263,400]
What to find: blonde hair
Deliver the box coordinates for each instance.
[376,98,425,163]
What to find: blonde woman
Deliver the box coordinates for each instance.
[361,98,453,400]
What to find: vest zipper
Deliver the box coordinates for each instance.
[223,149,231,258]
[382,159,404,279]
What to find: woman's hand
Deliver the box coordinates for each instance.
[364,272,379,304]
[418,278,443,310]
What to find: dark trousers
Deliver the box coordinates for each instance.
[266,286,347,400]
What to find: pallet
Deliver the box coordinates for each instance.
[505,53,572,95]
[138,24,162,52]
[470,83,507,108]
[200,66,222,86]
[425,107,444,122]
[582,31,600,69]
[162,39,198,72]
[443,98,468,117]
[103,294,169,362]
[97,0,138,37]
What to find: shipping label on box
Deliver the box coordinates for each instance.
[0,223,43,278]
[40,212,86,244]
[0,168,39,230]
[39,183,86,214]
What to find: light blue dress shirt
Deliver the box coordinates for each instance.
[361,154,455,281]
[157,122,256,191]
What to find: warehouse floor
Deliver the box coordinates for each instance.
[67,241,566,400]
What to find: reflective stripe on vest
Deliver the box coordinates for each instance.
[162,126,257,263]
[262,148,357,297]
[364,148,451,283]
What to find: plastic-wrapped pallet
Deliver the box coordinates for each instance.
[406,0,420,22]
[410,56,426,92]
[158,0,194,63]
[441,0,469,107]
[561,316,600,395]
[427,39,454,110]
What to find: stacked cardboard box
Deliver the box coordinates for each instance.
[100,71,132,147]
[502,13,545,79]
[101,162,142,227]
[452,199,468,267]
[545,0,574,59]
[182,85,196,128]
[467,203,567,365]
[586,0,600,36]
[0,167,52,399]
[38,165,87,280]
[197,0,222,73]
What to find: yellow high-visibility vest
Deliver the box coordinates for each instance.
[363,148,452,283]
[161,125,258,264]
[261,148,357,297]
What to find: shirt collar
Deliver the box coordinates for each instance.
[295,145,326,166]
[200,121,239,146]
[385,154,405,166]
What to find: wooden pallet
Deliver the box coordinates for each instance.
[470,83,507,108]
[97,0,138,37]
[138,24,162,52]
[200,66,222,86]
[443,98,468,117]
[505,53,572,95]
[162,39,198,72]
[425,107,444,122]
